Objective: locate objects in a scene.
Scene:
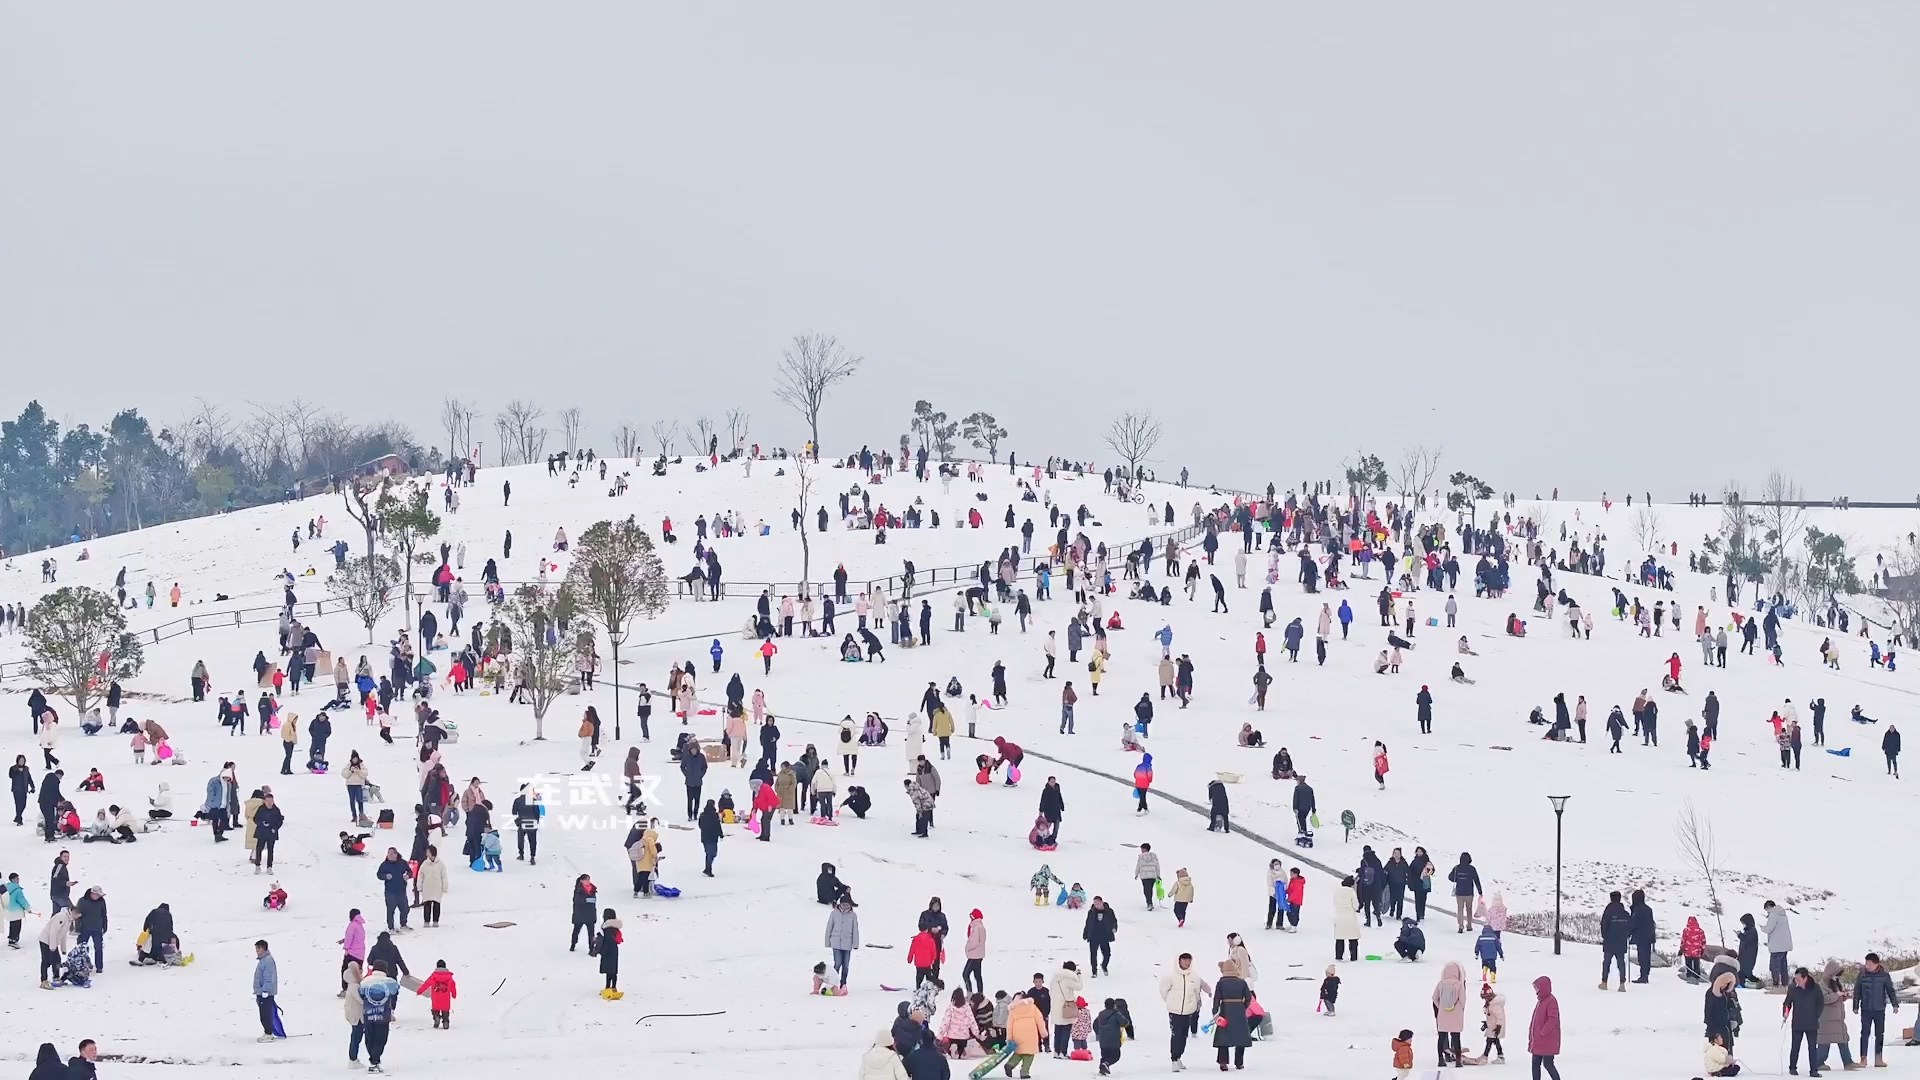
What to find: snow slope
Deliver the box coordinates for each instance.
[2,458,1916,1079]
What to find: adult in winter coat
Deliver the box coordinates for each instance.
[1415,686,1434,734]
[1291,776,1316,835]
[1599,891,1632,989]
[961,909,987,993]
[1083,899,1118,975]
[1704,970,1739,1051]
[1628,889,1657,983]
[415,847,448,926]
[1736,913,1760,987]
[1446,853,1482,933]
[824,897,860,989]
[863,1029,913,1080]
[1331,878,1361,960]
[1527,976,1561,1078]
[1433,960,1470,1064]
[1211,960,1253,1070]
[1855,952,1899,1066]
[1051,963,1086,1054]
[1817,959,1856,1070]
[569,876,598,952]
[1785,968,1824,1075]
[1762,901,1794,986]
[1159,952,1213,1067]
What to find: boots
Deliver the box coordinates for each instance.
[1617,982,1625,993]
[1598,980,1608,990]
[1875,1056,1888,1067]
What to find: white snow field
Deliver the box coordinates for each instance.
[3,458,1916,1079]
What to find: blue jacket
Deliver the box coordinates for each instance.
[710,639,724,659]
[360,971,400,1023]
[1337,601,1352,624]
[1474,927,1504,964]
[376,857,411,897]
[253,953,279,996]
[4,880,28,915]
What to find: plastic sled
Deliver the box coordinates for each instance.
[1827,747,1851,757]
[651,884,681,898]
[1033,844,1056,851]
[879,983,906,992]
[1056,887,1069,905]
[1068,1049,1092,1061]
[969,1042,1015,1080]
[696,708,718,716]
[809,817,839,826]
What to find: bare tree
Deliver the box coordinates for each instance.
[1674,799,1729,945]
[441,398,469,463]
[688,416,717,457]
[558,407,584,454]
[650,419,680,457]
[1104,412,1163,481]
[1881,538,1920,646]
[1630,504,1665,554]
[1758,470,1808,596]
[1526,501,1556,544]
[339,473,390,561]
[774,332,863,456]
[497,400,547,465]
[611,423,642,459]
[181,398,235,470]
[494,583,579,740]
[793,454,817,590]
[1395,445,1444,507]
[493,415,517,466]
[724,408,752,453]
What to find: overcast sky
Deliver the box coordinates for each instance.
[2,4,1915,498]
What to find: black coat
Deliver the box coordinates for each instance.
[1038,785,1065,822]
[74,893,108,935]
[918,908,949,938]
[1211,975,1252,1048]
[1291,782,1316,816]
[1737,923,1759,972]
[1628,900,1656,947]
[369,935,410,978]
[1785,980,1823,1031]
[143,904,175,945]
[1704,986,1734,1036]
[1082,905,1118,944]
[904,1042,951,1080]
[252,804,284,842]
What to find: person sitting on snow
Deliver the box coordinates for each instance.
[1450,663,1475,685]
[1457,636,1478,656]
[1237,724,1265,748]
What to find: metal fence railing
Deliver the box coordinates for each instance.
[0,465,1253,681]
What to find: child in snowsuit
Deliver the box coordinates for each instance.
[1065,884,1087,910]
[1031,864,1064,905]
[1392,1029,1415,1079]
[1474,925,1504,982]
[1319,964,1340,1016]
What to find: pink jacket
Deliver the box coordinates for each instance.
[965,918,987,960]
[341,915,367,960]
[938,1004,981,1042]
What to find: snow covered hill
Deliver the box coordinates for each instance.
[3,456,1916,1078]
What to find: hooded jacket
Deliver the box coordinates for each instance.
[1432,961,1469,1033]
[1527,976,1561,1055]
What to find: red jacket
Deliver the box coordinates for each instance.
[418,968,458,1011]
[752,782,780,813]
[1285,875,1306,907]
[1132,764,1153,791]
[1679,918,1706,958]
[907,930,944,968]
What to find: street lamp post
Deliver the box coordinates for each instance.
[1548,795,1571,954]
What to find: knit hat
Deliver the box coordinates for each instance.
[1075,997,1087,1008]
[970,909,984,920]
